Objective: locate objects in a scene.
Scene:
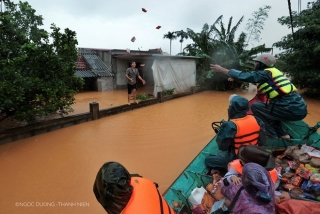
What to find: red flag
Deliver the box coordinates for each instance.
[131,36,136,42]
[156,25,161,29]
[142,8,147,12]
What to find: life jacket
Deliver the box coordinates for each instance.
[121,177,174,214]
[257,67,297,99]
[231,115,260,154]
[229,159,278,183]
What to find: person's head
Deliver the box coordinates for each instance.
[242,163,274,204]
[238,145,275,170]
[130,61,136,68]
[253,54,276,70]
[228,94,249,120]
[93,162,133,214]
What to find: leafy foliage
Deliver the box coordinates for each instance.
[274,0,320,97]
[175,30,188,54]
[246,5,272,45]
[163,31,177,55]
[163,88,175,96]
[136,93,149,101]
[183,12,272,91]
[0,0,84,123]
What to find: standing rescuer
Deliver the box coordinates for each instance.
[210,53,308,139]
[93,161,174,214]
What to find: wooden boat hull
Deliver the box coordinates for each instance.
[163,120,320,213]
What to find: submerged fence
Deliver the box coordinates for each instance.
[0,87,202,144]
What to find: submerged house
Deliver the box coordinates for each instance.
[75,47,199,97]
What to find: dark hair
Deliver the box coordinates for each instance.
[130,61,136,66]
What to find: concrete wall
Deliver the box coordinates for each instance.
[96,77,114,91]
[116,59,129,89]
[0,88,204,144]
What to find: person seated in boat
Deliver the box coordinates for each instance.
[225,145,279,186]
[221,163,276,214]
[93,161,174,214]
[207,145,289,206]
[210,54,308,139]
[205,94,266,173]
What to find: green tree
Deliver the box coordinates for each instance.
[274,0,320,97]
[163,31,177,55]
[245,5,272,45]
[204,15,247,90]
[0,0,84,123]
[175,30,188,54]
[184,14,272,90]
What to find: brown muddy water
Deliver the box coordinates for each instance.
[1,85,320,214]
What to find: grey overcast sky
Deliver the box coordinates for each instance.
[12,0,308,55]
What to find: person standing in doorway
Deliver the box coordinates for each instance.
[125,61,146,105]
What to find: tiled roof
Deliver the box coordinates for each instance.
[76,55,88,70]
[82,53,113,77]
[75,70,96,78]
[75,53,114,78]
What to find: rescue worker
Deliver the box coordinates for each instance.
[210,54,308,138]
[205,94,266,172]
[93,161,175,214]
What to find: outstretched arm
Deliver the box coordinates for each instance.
[210,64,230,75]
[138,76,146,84]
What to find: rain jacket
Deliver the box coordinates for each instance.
[216,95,266,152]
[93,162,174,214]
[228,69,307,118]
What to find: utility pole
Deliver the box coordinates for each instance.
[287,0,295,41]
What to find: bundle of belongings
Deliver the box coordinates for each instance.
[273,144,320,201]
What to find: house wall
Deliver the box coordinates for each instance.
[96,77,114,91]
[115,59,128,89]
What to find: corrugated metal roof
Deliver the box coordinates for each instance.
[75,70,96,78]
[81,53,114,77]
[94,71,113,77]
[112,53,200,59]
[152,54,201,59]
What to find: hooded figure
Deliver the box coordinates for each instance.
[205,95,266,172]
[221,163,275,214]
[93,162,133,214]
[93,162,175,214]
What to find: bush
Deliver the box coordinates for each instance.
[136,94,149,101]
[163,88,175,96]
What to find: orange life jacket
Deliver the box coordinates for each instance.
[231,115,260,154]
[121,177,174,214]
[229,159,278,183]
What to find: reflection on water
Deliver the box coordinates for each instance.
[1,86,319,214]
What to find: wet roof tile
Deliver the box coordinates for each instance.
[75,70,96,78]
[82,53,113,77]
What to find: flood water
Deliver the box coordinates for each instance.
[1,85,320,214]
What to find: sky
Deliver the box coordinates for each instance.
[10,0,308,55]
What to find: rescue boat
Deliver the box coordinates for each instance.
[163,99,320,213]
